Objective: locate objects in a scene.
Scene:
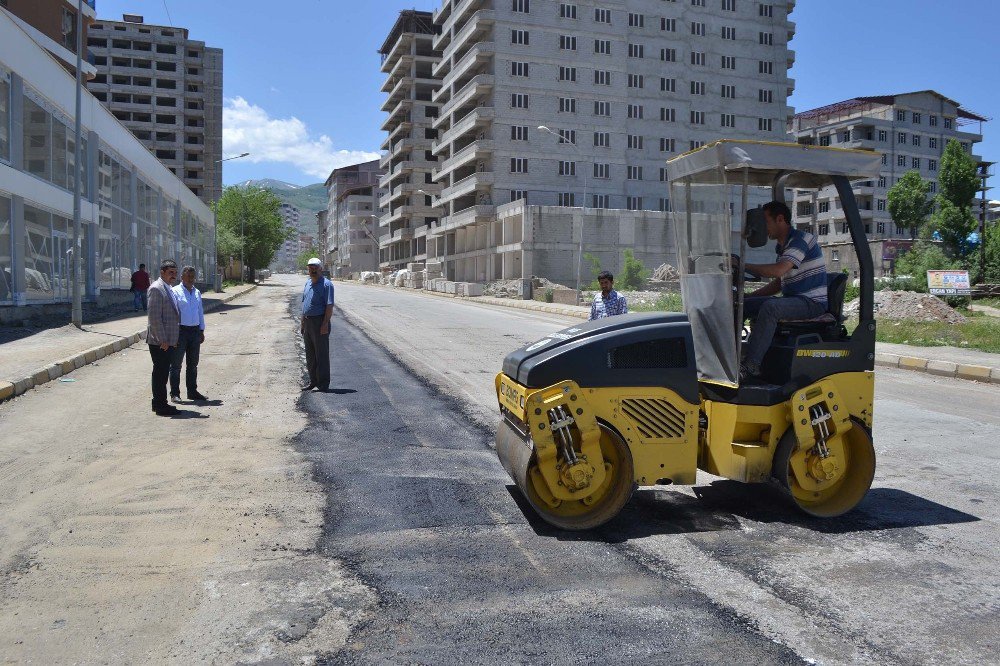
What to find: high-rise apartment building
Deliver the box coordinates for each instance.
[85,14,222,205]
[272,203,301,272]
[378,10,443,272]
[325,159,383,277]
[0,0,97,79]
[425,0,796,282]
[789,91,990,274]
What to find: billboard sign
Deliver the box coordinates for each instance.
[927,270,971,296]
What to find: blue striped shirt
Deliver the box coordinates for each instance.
[779,228,827,304]
[590,290,628,320]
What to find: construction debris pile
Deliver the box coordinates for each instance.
[843,290,968,324]
[651,263,680,281]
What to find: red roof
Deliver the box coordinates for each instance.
[794,91,989,123]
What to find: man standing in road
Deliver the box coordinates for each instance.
[170,266,208,402]
[130,263,150,311]
[147,260,180,416]
[589,271,628,320]
[301,257,334,392]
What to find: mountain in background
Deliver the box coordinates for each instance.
[235,179,328,234]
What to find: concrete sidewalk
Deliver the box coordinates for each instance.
[0,283,258,401]
[361,284,1000,385]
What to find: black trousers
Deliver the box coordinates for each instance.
[149,344,175,410]
[170,326,202,395]
[303,315,330,389]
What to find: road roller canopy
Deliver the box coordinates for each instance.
[665,140,882,388]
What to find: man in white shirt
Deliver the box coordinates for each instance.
[170,265,208,402]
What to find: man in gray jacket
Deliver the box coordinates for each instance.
[147,259,180,415]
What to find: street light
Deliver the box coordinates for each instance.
[537,125,588,305]
[70,0,84,328]
[212,152,250,291]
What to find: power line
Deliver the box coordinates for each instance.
[161,0,174,26]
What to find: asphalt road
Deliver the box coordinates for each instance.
[318,279,1000,665]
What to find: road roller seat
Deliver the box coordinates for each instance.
[775,272,849,339]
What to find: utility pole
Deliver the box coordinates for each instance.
[70,0,83,327]
[212,153,250,292]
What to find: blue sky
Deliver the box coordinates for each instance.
[95,0,997,186]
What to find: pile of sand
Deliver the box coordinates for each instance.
[843,290,967,324]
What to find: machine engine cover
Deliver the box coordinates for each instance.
[502,313,699,404]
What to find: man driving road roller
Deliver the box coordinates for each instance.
[741,201,828,381]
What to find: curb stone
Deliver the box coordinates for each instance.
[1,283,258,404]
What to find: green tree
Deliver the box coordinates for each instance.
[619,249,649,290]
[215,186,290,280]
[926,140,981,259]
[583,252,602,289]
[930,200,978,260]
[893,241,961,292]
[296,245,321,271]
[983,221,1000,284]
[886,170,932,240]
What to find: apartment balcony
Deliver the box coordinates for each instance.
[432,204,495,235]
[787,49,796,68]
[380,99,413,132]
[440,41,495,90]
[380,32,415,73]
[381,76,413,109]
[435,140,493,180]
[440,9,495,62]
[438,171,494,206]
[432,106,494,155]
[439,73,494,119]
[439,0,491,37]
[382,119,414,149]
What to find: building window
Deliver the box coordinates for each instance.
[692,0,706,5]
[912,134,921,147]
[511,93,528,108]
[558,160,576,176]
[721,113,735,128]
[759,3,773,16]
[559,97,577,113]
[722,0,736,10]
[882,154,888,165]
[897,131,906,143]
[594,163,610,179]
[627,104,644,119]
[691,111,705,125]
[912,112,922,124]
[912,157,920,169]
[628,74,644,89]
[559,3,576,18]
[627,135,644,150]
[628,12,644,27]
[594,101,611,117]
[594,70,610,86]
[689,140,705,150]
[831,249,840,261]
[897,155,906,167]
[691,51,705,66]
[559,35,577,50]
[595,39,612,55]
[558,192,575,207]
[660,138,676,152]
[722,26,736,40]
[818,224,829,235]
[758,118,772,131]
[662,18,676,31]
[511,29,529,45]
[660,107,676,122]
[842,130,851,143]
[660,48,676,62]
[510,157,528,173]
[929,137,937,149]
[512,0,529,12]
[944,118,953,129]
[929,181,937,193]
[758,61,773,75]
[661,77,676,92]
[896,110,906,122]
[659,167,669,182]
[877,198,886,211]
[592,194,610,209]
[877,222,886,234]
[511,61,529,77]
[690,81,705,95]
[558,129,576,144]
[510,189,528,203]
[721,55,736,70]
[511,125,528,141]
[691,22,706,36]
[559,66,577,82]
[628,43,644,58]
[929,159,937,171]
[758,89,773,103]
[929,115,938,127]
[595,8,611,23]
[659,198,671,212]
[594,131,610,147]
[626,196,642,210]
[721,84,736,99]
[878,176,886,187]
[819,201,830,213]
[759,32,773,45]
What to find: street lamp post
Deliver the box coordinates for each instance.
[70,0,84,328]
[538,125,588,305]
[212,152,250,292]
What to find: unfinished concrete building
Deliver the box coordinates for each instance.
[378,10,444,272]
[86,14,222,205]
[325,160,384,278]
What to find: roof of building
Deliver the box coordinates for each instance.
[378,9,437,55]
[794,91,990,123]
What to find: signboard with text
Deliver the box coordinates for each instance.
[927,270,971,296]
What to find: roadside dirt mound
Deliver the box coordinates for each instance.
[844,290,968,324]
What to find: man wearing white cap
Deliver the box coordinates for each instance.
[300,257,334,391]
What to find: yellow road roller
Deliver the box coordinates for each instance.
[495,140,881,530]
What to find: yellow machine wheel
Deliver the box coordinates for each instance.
[524,422,636,531]
[772,418,876,518]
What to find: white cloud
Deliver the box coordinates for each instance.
[223,97,379,180]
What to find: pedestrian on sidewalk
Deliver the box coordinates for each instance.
[147,260,181,416]
[589,271,629,320]
[301,257,334,392]
[170,266,208,402]
[130,263,151,311]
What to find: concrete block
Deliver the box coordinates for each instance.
[992,368,1000,384]
[58,359,75,374]
[111,339,124,352]
[13,377,34,395]
[898,356,928,371]
[874,353,901,368]
[31,367,50,386]
[84,349,98,363]
[956,364,993,382]
[0,381,15,401]
[103,342,116,357]
[445,281,457,294]
[138,330,147,340]
[131,333,141,344]
[46,364,63,381]
[94,346,107,360]
[72,353,87,369]
[925,359,957,377]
